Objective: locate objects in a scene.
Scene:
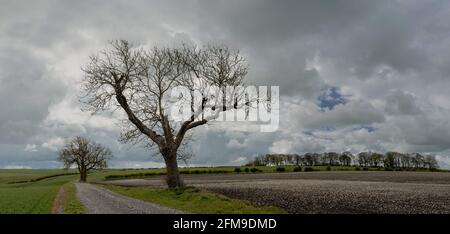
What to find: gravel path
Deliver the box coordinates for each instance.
[75,183,184,214]
[101,172,450,214]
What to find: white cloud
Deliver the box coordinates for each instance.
[227,139,247,149]
[269,140,294,154]
[24,144,38,152]
[2,165,32,169]
[41,137,65,151]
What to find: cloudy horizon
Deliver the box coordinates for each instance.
[1,0,450,169]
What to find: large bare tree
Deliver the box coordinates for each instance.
[81,40,248,188]
[58,136,112,182]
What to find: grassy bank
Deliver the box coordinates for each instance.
[60,182,85,214]
[103,185,286,214]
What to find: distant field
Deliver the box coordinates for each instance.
[95,165,445,181]
[0,169,77,184]
[2,165,440,184]
[0,167,447,214]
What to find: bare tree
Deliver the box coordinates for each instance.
[177,143,194,167]
[385,151,401,168]
[81,40,248,188]
[303,153,315,166]
[358,152,370,167]
[58,137,112,182]
[424,154,438,169]
[293,154,302,167]
[339,151,353,166]
[369,152,384,167]
[324,152,339,165]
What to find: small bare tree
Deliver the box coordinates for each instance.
[58,136,112,182]
[81,40,248,188]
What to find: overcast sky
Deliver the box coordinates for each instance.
[1,0,450,169]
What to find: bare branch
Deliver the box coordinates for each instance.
[80,40,249,188]
[58,136,113,182]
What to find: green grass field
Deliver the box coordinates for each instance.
[0,168,287,214]
[0,172,79,214]
[1,166,444,214]
[0,169,78,184]
[103,185,286,214]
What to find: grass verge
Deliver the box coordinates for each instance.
[102,185,286,214]
[61,182,85,214]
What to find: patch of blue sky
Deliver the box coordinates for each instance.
[356,125,377,132]
[317,86,348,110]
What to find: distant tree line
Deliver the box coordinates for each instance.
[246,151,439,170]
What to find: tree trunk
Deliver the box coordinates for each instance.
[79,169,87,183]
[164,153,184,189]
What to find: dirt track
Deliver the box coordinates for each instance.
[75,183,184,214]
[100,172,450,214]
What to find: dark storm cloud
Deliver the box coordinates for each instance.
[0,46,67,144]
[1,0,450,168]
[385,90,422,116]
[192,0,382,96]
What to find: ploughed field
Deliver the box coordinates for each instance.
[101,171,450,214]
